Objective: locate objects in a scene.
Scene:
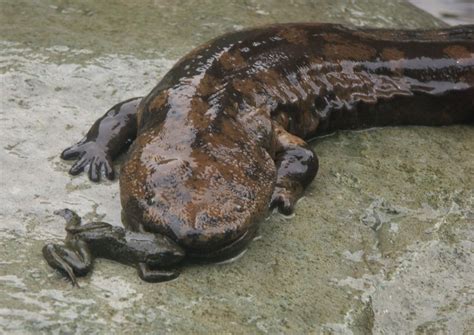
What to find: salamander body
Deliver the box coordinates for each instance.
[43,23,474,283]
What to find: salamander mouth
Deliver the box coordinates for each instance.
[185,227,257,262]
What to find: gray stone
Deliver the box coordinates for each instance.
[1,1,472,333]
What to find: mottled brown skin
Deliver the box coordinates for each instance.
[44,23,474,284]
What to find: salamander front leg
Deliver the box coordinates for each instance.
[270,124,319,215]
[62,97,142,182]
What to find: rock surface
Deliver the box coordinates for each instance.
[1,0,472,333]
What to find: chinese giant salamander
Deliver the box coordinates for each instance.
[43,23,473,284]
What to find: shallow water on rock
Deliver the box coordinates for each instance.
[1,1,473,333]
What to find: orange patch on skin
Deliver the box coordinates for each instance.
[273,123,306,147]
[232,78,261,105]
[255,69,301,105]
[381,47,405,60]
[219,50,247,71]
[150,91,168,111]
[188,97,214,128]
[233,78,259,95]
[197,74,220,97]
[190,97,209,115]
[255,69,282,88]
[443,45,472,59]
[279,27,309,45]
[324,43,376,61]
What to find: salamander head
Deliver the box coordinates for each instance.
[120,125,276,252]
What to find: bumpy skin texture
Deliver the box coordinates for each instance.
[48,23,474,283]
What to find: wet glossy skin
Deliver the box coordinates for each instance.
[44,23,474,284]
[43,209,185,285]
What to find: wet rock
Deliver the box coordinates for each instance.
[1,0,471,333]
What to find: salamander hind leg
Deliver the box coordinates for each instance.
[42,240,92,287]
[43,209,94,286]
[62,97,142,182]
[43,209,186,285]
[270,124,319,215]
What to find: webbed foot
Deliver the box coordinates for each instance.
[60,97,141,182]
[42,240,92,287]
[45,208,185,285]
[137,263,180,282]
[270,186,299,215]
[61,140,114,182]
[43,209,93,286]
